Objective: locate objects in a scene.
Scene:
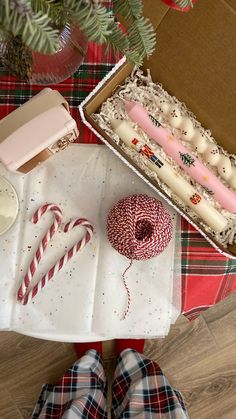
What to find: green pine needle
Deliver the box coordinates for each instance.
[0,0,159,66]
[113,0,143,20]
[126,49,143,66]
[65,0,113,44]
[0,0,59,54]
[106,21,129,54]
[22,12,59,53]
[32,0,67,27]
[128,17,156,59]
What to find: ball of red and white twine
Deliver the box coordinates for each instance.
[107,194,173,319]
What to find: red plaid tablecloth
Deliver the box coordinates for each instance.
[1,42,236,320]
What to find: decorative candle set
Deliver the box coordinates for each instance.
[111,118,227,233]
[155,98,236,190]
[92,69,236,248]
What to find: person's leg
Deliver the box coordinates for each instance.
[112,344,188,418]
[115,339,145,357]
[32,344,107,419]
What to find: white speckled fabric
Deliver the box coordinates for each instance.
[0,144,181,341]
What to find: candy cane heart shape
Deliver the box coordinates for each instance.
[21,218,94,305]
[17,204,63,301]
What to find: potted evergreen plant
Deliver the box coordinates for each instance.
[0,0,194,83]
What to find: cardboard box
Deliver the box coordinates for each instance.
[80,0,236,258]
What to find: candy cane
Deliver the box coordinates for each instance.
[21,218,94,305]
[17,204,62,301]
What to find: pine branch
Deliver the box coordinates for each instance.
[100,17,144,66]
[112,1,156,64]
[9,0,32,16]
[172,0,193,8]
[104,21,140,65]
[126,49,143,66]
[0,0,59,53]
[31,0,67,27]
[0,0,157,67]
[22,12,59,53]
[128,17,156,59]
[105,21,129,54]
[65,0,113,44]
[113,0,142,20]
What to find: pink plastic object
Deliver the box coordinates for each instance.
[126,101,236,213]
[0,88,79,173]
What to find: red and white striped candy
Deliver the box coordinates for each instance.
[17,204,62,301]
[21,218,94,305]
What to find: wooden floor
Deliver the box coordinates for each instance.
[0,292,236,418]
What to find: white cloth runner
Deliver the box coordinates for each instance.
[0,144,181,341]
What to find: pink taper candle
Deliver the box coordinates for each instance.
[126,101,236,213]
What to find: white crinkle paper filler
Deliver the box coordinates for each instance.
[92,68,236,248]
[0,145,181,340]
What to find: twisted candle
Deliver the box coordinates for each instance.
[192,132,236,189]
[111,118,228,233]
[156,99,236,189]
[126,101,236,213]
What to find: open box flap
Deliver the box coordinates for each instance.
[143,0,236,154]
[80,0,236,257]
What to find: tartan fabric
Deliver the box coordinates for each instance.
[112,349,188,418]
[180,218,236,320]
[32,350,107,419]
[0,42,236,319]
[32,349,188,419]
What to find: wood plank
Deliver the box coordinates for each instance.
[0,387,23,419]
[224,0,236,13]
[0,333,74,384]
[168,342,236,419]
[0,293,236,418]
[202,292,236,348]
[203,292,236,323]
[145,315,218,375]
[0,332,75,416]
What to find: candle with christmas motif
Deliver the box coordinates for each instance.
[126,101,236,213]
[111,118,227,233]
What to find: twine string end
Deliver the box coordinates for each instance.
[122,258,133,320]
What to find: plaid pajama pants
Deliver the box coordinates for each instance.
[32,349,188,419]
